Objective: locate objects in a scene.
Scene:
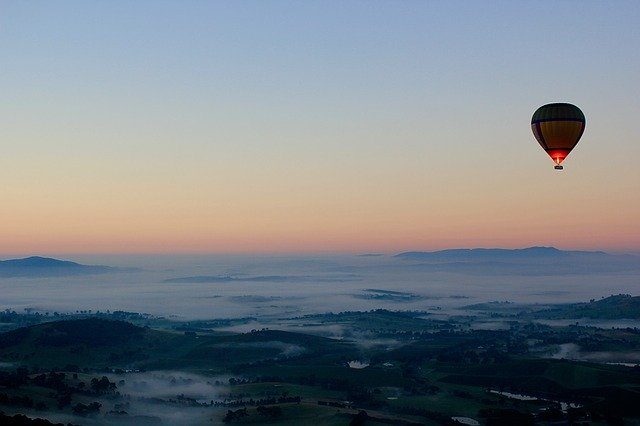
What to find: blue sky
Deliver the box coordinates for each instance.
[0,1,638,253]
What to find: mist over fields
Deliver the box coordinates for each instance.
[6,371,228,426]
[0,249,638,321]
[2,249,640,425]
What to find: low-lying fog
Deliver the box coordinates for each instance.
[0,254,639,320]
[549,343,640,365]
[13,371,231,425]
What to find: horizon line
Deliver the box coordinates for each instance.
[0,245,638,258]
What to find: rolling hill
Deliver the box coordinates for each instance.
[529,294,640,319]
[0,318,356,371]
[0,256,119,277]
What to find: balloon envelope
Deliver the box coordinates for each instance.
[531,103,585,165]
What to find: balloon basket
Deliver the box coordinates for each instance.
[554,165,564,170]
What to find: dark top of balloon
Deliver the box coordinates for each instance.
[532,103,585,124]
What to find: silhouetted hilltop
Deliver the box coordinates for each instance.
[0,256,119,277]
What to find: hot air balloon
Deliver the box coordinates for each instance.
[531,103,585,170]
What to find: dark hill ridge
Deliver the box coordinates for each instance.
[0,318,144,349]
[0,256,120,277]
[0,318,189,368]
[0,318,357,370]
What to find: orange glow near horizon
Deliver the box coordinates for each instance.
[0,142,638,255]
[0,165,638,255]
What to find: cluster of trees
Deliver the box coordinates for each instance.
[349,411,371,426]
[228,374,385,394]
[90,376,117,393]
[213,395,300,408]
[0,368,29,388]
[256,405,282,418]
[31,372,68,392]
[226,377,250,385]
[0,310,48,329]
[250,374,359,391]
[222,408,248,423]
[478,402,623,425]
[346,389,387,409]
[0,367,116,418]
[391,406,455,425]
[0,393,46,410]
[222,405,284,423]
[72,401,101,416]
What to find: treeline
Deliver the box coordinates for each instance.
[222,405,283,423]
[0,368,116,415]
[392,406,459,425]
[0,309,158,336]
[226,375,389,410]
[212,395,301,408]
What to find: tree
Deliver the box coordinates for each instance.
[350,410,369,426]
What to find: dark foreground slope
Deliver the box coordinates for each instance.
[2,316,640,424]
[0,412,63,426]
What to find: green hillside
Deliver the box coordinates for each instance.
[531,294,640,319]
[0,319,356,372]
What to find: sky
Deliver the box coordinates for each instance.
[0,1,639,254]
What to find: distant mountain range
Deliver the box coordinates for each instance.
[395,246,609,261]
[392,247,639,276]
[0,256,120,278]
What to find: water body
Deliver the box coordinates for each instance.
[490,390,581,412]
[0,254,638,319]
[451,417,479,426]
[348,360,370,369]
